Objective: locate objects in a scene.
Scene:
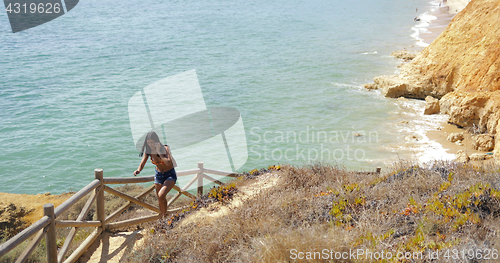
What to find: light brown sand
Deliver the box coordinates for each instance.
[426,122,496,164]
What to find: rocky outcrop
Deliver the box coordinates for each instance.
[424,96,440,115]
[0,203,32,240]
[472,134,495,151]
[372,75,435,99]
[362,83,378,90]
[367,0,500,157]
[455,150,469,163]
[447,132,464,142]
[391,50,419,61]
[470,153,487,161]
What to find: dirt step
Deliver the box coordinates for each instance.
[78,230,145,263]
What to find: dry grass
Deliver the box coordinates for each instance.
[123,162,500,263]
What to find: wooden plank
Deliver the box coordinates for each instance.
[203,173,224,185]
[104,185,160,213]
[15,228,46,263]
[54,180,100,218]
[105,184,155,224]
[103,175,154,184]
[57,191,96,263]
[44,204,57,263]
[197,162,204,197]
[175,169,201,177]
[181,174,199,191]
[95,169,105,229]
[55,220,101,228]
[166,175,199,206]
[62,228,102,263]
[58,228,77,263]
[0,216,50,257]
[102,169,200,184]
[106,214,161,230]
[203,168,237,177]
[172,185,196,200]
[167,192,181,207]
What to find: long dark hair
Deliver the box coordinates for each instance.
[139,131,166,157]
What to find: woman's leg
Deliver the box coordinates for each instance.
[156,180,176,217]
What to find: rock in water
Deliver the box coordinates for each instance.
[391,50,419,61]
[424,96,440,115]
[362,83,378,90]
[447,132,464,142]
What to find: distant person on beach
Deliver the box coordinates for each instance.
[133,131,177,218]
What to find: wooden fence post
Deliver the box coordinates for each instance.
[95,169,105,230]
[197,162,204,197]
[43,204,57,263]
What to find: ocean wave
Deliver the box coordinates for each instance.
[411,10,438,47]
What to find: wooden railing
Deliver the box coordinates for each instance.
[0,162,238,263]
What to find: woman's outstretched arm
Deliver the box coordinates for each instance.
[134,153,149,176]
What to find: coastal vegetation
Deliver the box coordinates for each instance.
[2,162,499,262]
[122,162,500,262]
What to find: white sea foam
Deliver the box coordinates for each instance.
[411,11,438,47]
[391,98,455,163]
[361,51,378,55]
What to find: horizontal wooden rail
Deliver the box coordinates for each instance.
[103,175,153,184]
[0,216,50,258]
[56,220,102,228]
[102,168,204,185]
[203,168,233,176]
[54,180,100,218]
[176,169,202,177]
[107,214,161,230]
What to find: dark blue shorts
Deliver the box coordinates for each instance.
[154,168,177,185]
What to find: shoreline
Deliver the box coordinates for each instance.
[385,0,484,165]
[413,0,466,48]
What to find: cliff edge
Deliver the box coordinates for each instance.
[366,0,500,158]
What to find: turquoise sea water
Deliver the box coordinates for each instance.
[0,0,447,194]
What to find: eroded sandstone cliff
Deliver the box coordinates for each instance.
[367,0,500,157]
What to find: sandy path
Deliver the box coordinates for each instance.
[78,230,146,263]
[79,173,280,262]
[179,173,279,227]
